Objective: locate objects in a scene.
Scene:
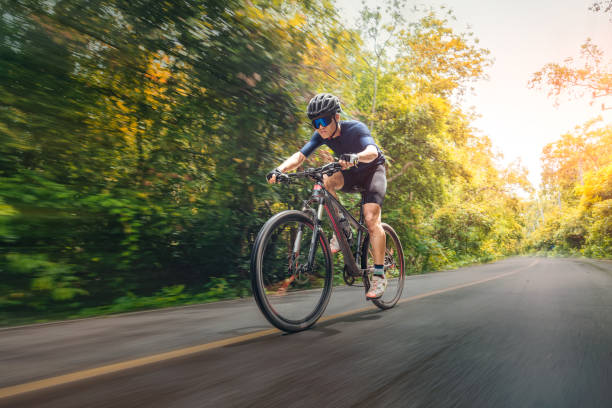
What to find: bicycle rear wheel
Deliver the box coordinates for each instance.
[251,210,333,332]
[361,223,405,309]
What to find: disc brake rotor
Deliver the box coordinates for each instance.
[295,264,310,284]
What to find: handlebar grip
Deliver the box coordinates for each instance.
[339,153,359,165]
[276,173,290,183]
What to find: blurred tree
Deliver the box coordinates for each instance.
[590,1,612,14]
[541,120,612,194]
[579,163,612,256]
[526,1,611,257]
[357,0,406,128]
[351,6,521,270]
[0,0,358,320]
[527,120,611,257]
[0,0,534,323]
[396,7,492,97]
[529,39,611,110]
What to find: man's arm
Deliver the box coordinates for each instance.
[267,152,306,184]
[357,145,379,163]
[339,145,379,170]
[278,151,306,172]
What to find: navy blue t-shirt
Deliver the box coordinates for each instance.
[300,120,385,173]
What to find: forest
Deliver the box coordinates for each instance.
[1,0,610,325]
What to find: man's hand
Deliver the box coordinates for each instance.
[266,168,283,184]
[339,153,359,170]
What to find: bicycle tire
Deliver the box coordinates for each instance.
[251,210,333,332]
[360,223,405,309]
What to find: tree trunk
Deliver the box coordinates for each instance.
[369,57,380,130]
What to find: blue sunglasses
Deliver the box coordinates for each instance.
[312,115,334,129]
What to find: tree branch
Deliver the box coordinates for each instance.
[387,161,413,182]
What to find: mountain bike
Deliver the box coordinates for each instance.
[251,162,405,332]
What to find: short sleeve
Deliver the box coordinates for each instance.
[300,132,323,157]
[355,122,377,149]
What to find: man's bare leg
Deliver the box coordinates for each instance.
[363,203,385,266]
[323,172,343,200]
[364,202,387,299]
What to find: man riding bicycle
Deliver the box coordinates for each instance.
[267,93,388,299]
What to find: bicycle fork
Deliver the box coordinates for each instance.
[291,185,325,275]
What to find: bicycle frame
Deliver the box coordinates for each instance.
[300,180,370,277]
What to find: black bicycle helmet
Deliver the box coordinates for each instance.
[307,93,342,119]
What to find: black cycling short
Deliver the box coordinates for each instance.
[340,163,387,207]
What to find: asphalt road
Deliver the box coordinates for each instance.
[2,256,612,407]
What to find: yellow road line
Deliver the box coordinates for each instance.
[0,329,281,399]
[0,259,538,399]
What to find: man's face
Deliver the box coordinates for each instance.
[313,113,340,139]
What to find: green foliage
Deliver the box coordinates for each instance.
[77,280,245,317]
[527,29,610,258]
[526,124,612,258]
[0,0,535,325]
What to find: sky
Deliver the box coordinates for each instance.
[335,0,612,188]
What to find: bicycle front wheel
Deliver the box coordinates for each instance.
[251,210,333,332]
[361,223,405,309]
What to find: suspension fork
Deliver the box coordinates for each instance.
[292,183,324,272]
[306,185,325,269]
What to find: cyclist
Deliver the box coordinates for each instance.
[266,93,388,300]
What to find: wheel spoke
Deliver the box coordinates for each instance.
[252,211,333,332]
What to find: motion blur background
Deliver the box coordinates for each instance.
[1,0,610,325]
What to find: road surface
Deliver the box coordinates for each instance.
[1,256,611,407]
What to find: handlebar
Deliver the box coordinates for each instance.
[277,162,343,183]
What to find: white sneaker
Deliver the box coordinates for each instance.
[330,234,340,253]
[366,275,388,299]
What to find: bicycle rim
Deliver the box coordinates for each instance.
[251,211,333,332]
[361,223,405,309]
